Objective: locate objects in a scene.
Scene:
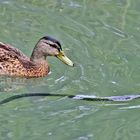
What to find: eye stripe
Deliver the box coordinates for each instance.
[45,42,61,51]
[51,44,61,51]
[41,36,62,51]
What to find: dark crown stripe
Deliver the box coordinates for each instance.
[41,36,62,50]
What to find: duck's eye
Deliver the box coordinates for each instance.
[51,44,61,51]
[51,44,57,48]
[44,41,61,51]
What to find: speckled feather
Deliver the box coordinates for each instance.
[0,42,49,78]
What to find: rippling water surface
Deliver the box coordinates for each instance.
[0,0,140,139]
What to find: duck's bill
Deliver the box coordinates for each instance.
[56,51,74,67]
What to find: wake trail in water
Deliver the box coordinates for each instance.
[0,93,140,105]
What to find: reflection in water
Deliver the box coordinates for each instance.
[0,76,26,92]
[0,76,48,92]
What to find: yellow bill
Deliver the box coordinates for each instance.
[56,51,74,67]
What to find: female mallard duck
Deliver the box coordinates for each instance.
[0,36,74,78]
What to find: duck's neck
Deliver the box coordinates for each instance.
[30,49,46,62]
[30,42,46,62]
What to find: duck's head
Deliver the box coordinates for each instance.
[31,36,74,67]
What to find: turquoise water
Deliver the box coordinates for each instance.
[0,0,140,139]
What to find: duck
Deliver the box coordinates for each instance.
[0,36,74,78]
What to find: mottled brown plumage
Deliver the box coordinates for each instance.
[0,36,74,78]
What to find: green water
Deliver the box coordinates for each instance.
[0,0,140,139]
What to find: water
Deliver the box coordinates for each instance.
[0,0,140,139]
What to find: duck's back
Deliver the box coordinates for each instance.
[0,42,49,77]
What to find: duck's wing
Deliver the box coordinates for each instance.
[0,42,36,69]
[0,42,28,60]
